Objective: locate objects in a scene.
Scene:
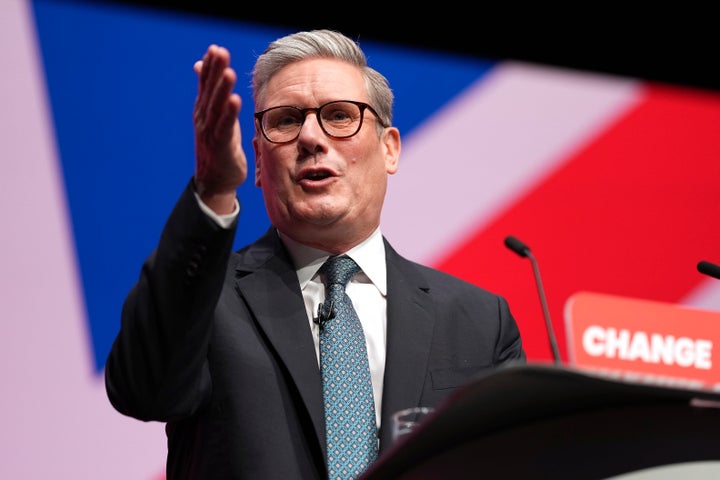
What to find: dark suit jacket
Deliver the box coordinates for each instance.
[105,180,526,479]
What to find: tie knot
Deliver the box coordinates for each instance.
[320,255,360,288]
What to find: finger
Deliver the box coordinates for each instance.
[194,46,221,130]
[193,48,214,128]
[196,46,232,128]
[215,93,242,143]
[202,46,231,91]
[207,68,238,139]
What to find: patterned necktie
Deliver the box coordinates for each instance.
[319,255,379,480]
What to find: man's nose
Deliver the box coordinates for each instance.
[298,111,325,139]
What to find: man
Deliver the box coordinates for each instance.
[105,29,526,480]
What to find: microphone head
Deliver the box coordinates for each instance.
[504,235,531,258]
[698,260,720,280]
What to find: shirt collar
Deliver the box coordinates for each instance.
[278,228,387,295]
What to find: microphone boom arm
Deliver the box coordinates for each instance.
[526,249,562,364]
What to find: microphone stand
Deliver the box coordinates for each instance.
[525,249,562,365]
[504,236,562,365]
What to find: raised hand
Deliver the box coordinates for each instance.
[192,44,247,214]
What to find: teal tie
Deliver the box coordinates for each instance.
[319,255,378,479]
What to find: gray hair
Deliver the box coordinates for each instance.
[252,29,393,128]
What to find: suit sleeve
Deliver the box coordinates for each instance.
[104,179,238,422]
[494,294,526,365]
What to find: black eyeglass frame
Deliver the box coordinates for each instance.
[254,100,388,144]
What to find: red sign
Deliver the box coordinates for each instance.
[564,291,720,391]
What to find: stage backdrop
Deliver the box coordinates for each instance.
[2,0,719,477]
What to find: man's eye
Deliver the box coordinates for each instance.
[277,116,299,126]
[271,113,302,128]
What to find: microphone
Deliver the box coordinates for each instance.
[698,260,720,280]
[504,235,530,257]
[313,301,335,331]
[504,235,562,365]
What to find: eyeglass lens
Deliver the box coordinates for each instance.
[260,101,364,142]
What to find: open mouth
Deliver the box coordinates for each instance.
[299,167,334,182]
[304,170,332,180]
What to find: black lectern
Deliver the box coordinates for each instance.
[361,364,720,479]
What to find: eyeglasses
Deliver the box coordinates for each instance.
[254,100,387,144]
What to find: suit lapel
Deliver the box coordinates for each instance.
[379,241,435,450]
[232,229,326,450]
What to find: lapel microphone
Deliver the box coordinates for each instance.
[313,301,335,331]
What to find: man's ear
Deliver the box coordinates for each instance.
[383,127,401,175]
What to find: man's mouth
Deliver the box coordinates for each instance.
[306,171,331,180]
[299,168,334,182]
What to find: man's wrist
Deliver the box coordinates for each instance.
[193,191,239,229]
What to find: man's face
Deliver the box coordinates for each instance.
[252,58,400,253]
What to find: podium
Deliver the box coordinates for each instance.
[361,364,720,479]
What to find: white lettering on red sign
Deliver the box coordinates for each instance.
[582,326,712,369]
